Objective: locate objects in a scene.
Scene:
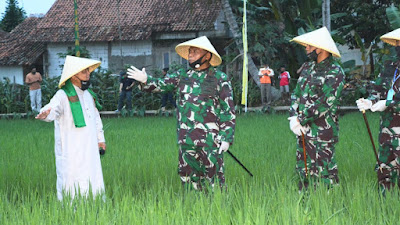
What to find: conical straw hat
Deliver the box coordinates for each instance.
[291,27,341,58]
[58,55,101,88]
[380,28,400,46]
[175,36,222,66]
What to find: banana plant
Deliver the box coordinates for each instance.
[386,5,400,29]
[354,32,375,78]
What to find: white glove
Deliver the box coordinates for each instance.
[288,116,307,136]
[218,141,230,154]
[127,66,147,83]
[356,98,372,112]
[371,100,387,112]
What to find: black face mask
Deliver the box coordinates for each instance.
[189,53,210,69]
[307,50,318,62]
[80,79,90,91]
[395,46,400,57]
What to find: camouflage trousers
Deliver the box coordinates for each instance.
[296,137,339,190]
[377,134,400,194]
[178,144,225,191]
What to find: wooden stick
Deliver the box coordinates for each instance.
[301,132,308,177]
[362,110,383,172]
[227,150,253,177]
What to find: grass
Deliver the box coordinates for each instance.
[1,112,400,224]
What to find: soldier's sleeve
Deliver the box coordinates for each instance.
[298,68,345,125]
[140,68,184,93]
[289,77,301,117]
[368,73,388,104]
[388,92,400,109]
[218,73,236,144]
[386,82,400,109]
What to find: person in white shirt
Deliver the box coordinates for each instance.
[36,56,106,201]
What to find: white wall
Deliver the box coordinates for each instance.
[338,45,363,66]
[111,40,152,57]
[47,43,68,78]
[0,66,24,84]
[85,42,109,69]
[47,41,154,77]
[47,42,110,78]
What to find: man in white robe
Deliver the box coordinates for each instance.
[36,56,106,201]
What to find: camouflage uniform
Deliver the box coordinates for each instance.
[141,67,235,190]
[368,61,400,193]
[290,56,345,190]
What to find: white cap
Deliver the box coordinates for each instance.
[291,27,341,58]
[175,36,222,66]
[58,55,101,88]
[380,28,400,46]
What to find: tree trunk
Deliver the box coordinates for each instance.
[221,0,260,87]
[322,0,331,31]
[369,50,374,77]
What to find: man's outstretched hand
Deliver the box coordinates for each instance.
[35,108,51,120]
[127,66,147,83]
[98,142,106,150]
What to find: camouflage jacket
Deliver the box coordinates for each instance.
[142,67,235,148]
[290,56,345,142]
[369,61,400,138]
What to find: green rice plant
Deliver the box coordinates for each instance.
[1,113,399,224]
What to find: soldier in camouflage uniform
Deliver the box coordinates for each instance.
[127,36,235,191]
[289,27,345,190]
[357,28,400,194]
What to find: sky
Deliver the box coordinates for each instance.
[0,0,56,17]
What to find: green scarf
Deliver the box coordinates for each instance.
[62,79,102,128]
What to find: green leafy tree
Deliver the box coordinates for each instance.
[227,0,323,79]
[0,0,26,32]
[386,5,400,29]
[371,5,400,77]
[331,0,393,77]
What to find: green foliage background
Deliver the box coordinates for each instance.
[0,0,26,32]
[2,1,400,113]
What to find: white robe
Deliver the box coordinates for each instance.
[40,85,105,200]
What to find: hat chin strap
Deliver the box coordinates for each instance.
[189,53,212,69]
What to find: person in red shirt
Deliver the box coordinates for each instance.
[279,65,291,104]
[258,64,274,107]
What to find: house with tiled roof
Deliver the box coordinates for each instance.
[0,17,46,84]
[0,0,229,84]
[0,29,8,39]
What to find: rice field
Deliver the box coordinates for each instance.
[1,112,400,224]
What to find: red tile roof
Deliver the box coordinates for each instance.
[0,17,46,65]
[0,0,222,65]
[0,29,8,39]
[35,0,222,42]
